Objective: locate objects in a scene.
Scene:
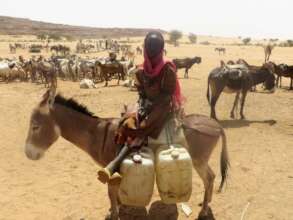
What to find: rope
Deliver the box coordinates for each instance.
[165,119,174,147]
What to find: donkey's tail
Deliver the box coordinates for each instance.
[218,127,230,192]
[207,77,211,105]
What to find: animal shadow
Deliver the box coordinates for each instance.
[196,206,215,220]
[178,77,200,80]
[279,86,293,92]
[119,205,148,220]
[220,119,276,128]
[118,201,178,220]
[148,201,178,220]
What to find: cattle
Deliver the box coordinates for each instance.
[173,56,202,78]
[50,45,70,56]
[136,46,142,55]
[95,61,127,86]
[215,47,226,55]
[275,64,293,89]
[264,44,274,62]
[0,61,26,82]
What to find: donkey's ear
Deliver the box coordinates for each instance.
[220,60,226,68]
[48,86,56,108]
[123,104,127,111]
[40,89,51,107]
[40,87,56,108]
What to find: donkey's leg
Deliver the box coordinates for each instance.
[117,73,120,85]
[192,160,215,220]
[184,68,188,78]
[240,90,248,120]
[105,184,120,220]
[105,76,109,87]
[230,92,240,119]
[184,130,219,220]
[210,86,224,120]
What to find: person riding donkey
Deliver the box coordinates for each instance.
[97,31,185,185]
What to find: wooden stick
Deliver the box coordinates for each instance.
[240,202,250,220]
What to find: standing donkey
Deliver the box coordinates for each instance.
[25,87,229,220]
[207,61,275,120]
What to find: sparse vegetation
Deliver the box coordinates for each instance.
[48,34,62,41]
[64,35,75,42]
[169,30,182,46]
[270,38,279,42]
[242,37,251,45]
[36,33,48,41]
[279,40,293,47]
[188,33,197,44]
[286,40,293,47]
[200,41,210,45]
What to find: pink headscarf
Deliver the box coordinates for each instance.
[142,48,184,109]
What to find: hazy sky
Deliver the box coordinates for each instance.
[1,0,292,39]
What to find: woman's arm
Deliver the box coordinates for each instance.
[138,64,177,138]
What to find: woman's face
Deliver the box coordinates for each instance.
[145,33,164,58]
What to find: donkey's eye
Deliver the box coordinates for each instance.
[32,126,40,131]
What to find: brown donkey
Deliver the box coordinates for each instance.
[25,87,229,220]
[207,61,276,120]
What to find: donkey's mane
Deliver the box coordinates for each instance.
[55,94,97,118]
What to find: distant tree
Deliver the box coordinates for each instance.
[200,41,210,45]
[37,33,48,41]
[242,37,251,45]
[48,33,62,41]
[169,30,183,46]
[64,35,75,42]
[188,33,197,44]
[286,40,293,47]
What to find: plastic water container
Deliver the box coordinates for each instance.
[156,144,192,204]
[118,147,155,207]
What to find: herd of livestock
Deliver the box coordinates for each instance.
[0,54,135,87]
[0,40,203,88]
[1,41,293,121]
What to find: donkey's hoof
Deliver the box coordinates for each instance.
[97,168,111,184]
[105,214,111,220]
[105,213,118,220]
[198,207,215,220]
[109,172,122,185]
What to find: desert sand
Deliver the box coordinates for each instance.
[0,36,292,220]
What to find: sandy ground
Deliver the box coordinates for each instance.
[0,37,293,220]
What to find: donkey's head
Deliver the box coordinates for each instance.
[25,88,60,160]
[262,62,276,91]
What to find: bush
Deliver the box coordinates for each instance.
[36,33,48,41]
[278,40,293,47]
[270,38,279,42]
[188,33,197,44]
[169,30,182,46]
[64,35,75,42]
[286,40,293,47]
[200,41,210,45]
[48,33,62,41]
[242,37,251,45]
